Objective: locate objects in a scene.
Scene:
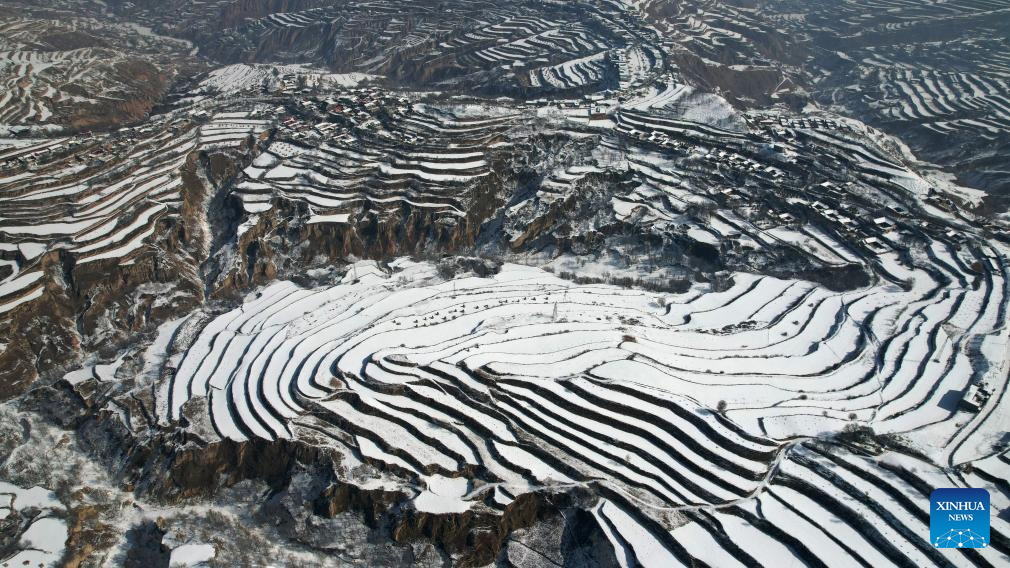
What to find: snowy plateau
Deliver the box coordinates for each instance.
[0,0,1009,567]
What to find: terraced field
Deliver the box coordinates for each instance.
[769,0,1010,198]
[157,254,1010,565]
[3,74,1007,565]
[609,0,1010,199]
[0,111,268,340]
[234,104,512,226]
[110,0,666,95]
[0,12,194,132]
[1,0,1009,565]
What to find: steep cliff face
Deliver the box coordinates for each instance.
[0,252,80,400]
[209,198,481,298]
[30,368,610,567]
[0,144,254,399]
[70,221,204,350]
[390,492,564,567]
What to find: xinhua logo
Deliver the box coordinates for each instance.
[930,488,990,549]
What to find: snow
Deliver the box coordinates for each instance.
[242,202,273,214]
[198,64,378,96]
[596,500,679,567]
[264,164,302,180]
[159,249,1008,471]
[307,213,351,224]
[0,271,43,298]
[0,219,96,236]
[411,475,471,514]
[77,224,157,264]
[17,242,46,259]
[169,543,216,567]
[0,481,67,567]
[236,215,260,238]
[1,37,1001,565]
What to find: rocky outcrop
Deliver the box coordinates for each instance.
[122,521,170,568]
[0,252,81,400]
[33,365,611,567]
[391,491,567,567]
[0,144,250,400]
[160,437,344,498]
[314,482,405,526]
[61,502,118,568]
[212,197,480,297]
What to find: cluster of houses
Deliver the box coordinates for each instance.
[271,88,417,143]
[729,177,913,257]
[325,89,410,119]
[702,148,788,178]
[806,182,908,254]
[277,113,339,142]
[78,135,142,167]
[616,120,794,186]
[750,113,853,136]
[924,189,962,215]
[0,134,99,170]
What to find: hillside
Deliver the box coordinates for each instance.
[0,1,1008,566]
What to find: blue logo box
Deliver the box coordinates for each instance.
[930,488,990,549]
